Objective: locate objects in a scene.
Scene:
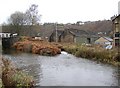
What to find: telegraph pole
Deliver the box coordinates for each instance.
[55,22,58,42]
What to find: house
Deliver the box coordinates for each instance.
[60,29,94,44]
[49,28,98,44]
[112,14,120,47]
[95,37,113,47]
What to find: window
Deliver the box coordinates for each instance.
[0,34,1,38]
[87,38,91,44]
[115,32,120,37]
[115,39,120,46]
[115,24,119,32]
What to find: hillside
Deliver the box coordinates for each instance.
[2,20,113,37]
[64,20,112,35]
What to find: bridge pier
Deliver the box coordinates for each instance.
[2,37,19,49]
[2,37,13,49]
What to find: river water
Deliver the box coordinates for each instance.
[2,51,118,86]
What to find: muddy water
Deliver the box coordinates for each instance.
[3,51,118,86]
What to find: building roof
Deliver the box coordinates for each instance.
[112,14,120,21]
[65,28,89,37]
[103,37,113,42]
[95,37,113,43]
[65,28,98,38]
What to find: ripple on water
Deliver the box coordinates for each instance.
[3,52,118,86]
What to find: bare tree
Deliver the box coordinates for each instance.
[8,4,41,26]
[8,11,26,25]
[25,4,41,25]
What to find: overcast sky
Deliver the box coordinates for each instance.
[0,0,119,24]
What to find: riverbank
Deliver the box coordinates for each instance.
[12,36,120,66]
[62,43,120,66]
[0,57,34,87]
[13,36,61,56]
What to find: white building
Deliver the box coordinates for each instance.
[95,37,113,45]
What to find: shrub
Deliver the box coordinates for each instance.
[0,79,2,88]
[62,44,120,66]
[11,71,34,87]
[2,57,34,87]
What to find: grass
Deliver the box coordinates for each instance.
[62,43,120,66]
[11,71,34,87]
[0,79,2,88]
[0,45,2,54]
[1,57,34,87]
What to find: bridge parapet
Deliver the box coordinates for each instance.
[0,33,18,38]
[0,33,11,38]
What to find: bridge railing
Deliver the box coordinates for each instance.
[0,33,18,38]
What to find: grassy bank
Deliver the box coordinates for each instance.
[0,45,2,54]
[0,57,34,87]
[62,43,120,66]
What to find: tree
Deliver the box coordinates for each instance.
[8,11,26,25]
[25,4,41,25]
[8,4,41,25]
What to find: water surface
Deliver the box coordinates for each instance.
[3,51,118,86]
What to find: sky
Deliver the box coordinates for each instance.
[0,0,120,24]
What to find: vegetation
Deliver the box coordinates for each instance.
[0,45,2,53]
[62,43,120,66]
[0,57,34,87]
[2,19,112,40]
[2,4,41,37]
[13,36,61,56]
[12,37,120,66]
[0,79,2,88]
[76,20,112,35]
[8,4,41,26]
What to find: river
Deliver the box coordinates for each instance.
[2,50,118,86]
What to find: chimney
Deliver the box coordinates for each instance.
[118,1,120,15]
